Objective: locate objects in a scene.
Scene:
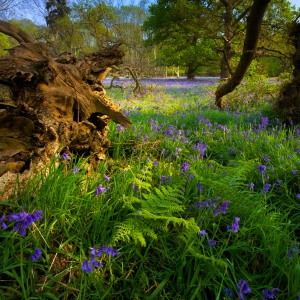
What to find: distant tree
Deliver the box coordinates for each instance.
[45,0,71,29]
[143,0,295,80]
[113,5,150,73]
[143,0,254,79]
[72,0,116,50]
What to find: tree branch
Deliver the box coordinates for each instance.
[232,6,252,27]
[0,20,37,43]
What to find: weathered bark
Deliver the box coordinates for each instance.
[0,21,131,199]
[215,0,271,109]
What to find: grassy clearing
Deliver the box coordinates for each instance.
[1,77,300,299]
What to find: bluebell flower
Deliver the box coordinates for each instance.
[227,217,240,233]
[61,152,70,160]
[31,248,42,261]
[214,200,230,216]
[208,239,217,248]
[237,279,251,300]
[72,167,80,174]
[0,215,7,230]
[116,125,125,132]
[292,170,299,175]
[81,260,93,273]
[287,244,300,259]
[196,183,203,192]
[262,288,280,300]
[258,165,267,174]
[90,255,103,268]
[153,160,158,167]
[297,194,300,199]
[263,184,272,194]
[7,210,43,237]
[200,230,208,236]
[104,174,110,181]
[181,162,189,172]
[224,287,233,297]
[95,184,107,196]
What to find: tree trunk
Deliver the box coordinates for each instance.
[215,0,271,109]
[0,20,131,199]
[274,21,300,123]
[187,65,198,80]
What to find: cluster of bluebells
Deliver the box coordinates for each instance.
[81,245,119,273]
[0,210,43,237]
[95,184,107,196]
[1,210,43,262]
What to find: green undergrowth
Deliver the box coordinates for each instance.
[1,78,300,299]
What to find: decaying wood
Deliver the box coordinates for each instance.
[0,21,132,199]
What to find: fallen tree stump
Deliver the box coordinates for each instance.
[0,20,131,199]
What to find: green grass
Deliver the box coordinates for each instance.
[1,77,300,299]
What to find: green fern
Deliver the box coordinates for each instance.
[194,159,257,192]
[113,164,199,246]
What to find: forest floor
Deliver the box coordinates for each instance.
[0,76,300,299]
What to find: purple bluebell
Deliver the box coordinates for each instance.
[116,125,125,132]
[95,184,107,196]
[208,240,217,248]
[160,175,172,183]
[214,200,230,216]
[258,165,267,174]
[224,287,233,297]
[262,156,269,162]
[81,260,93,273]
[200,230,208,236]
[227,217,240,233]
[90,256,103,268]
[237,279,251,300]
[292,170,299,175]
[263,184,272,194]
[181,162,189,172]
[72,167,80,174]
[7,210,43,237]
[61,152,70,160]
[196,183,203,192]
[297,194,300,199]
[104,174,110,181]
[0,215,7,230]
[31,248,42,262]
[153,160,158,167]
[262,288,280,300]
[287,244,300,259]
[90,248,96,256]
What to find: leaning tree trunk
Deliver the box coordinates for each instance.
[0,20,131,199]
[215,0,271,109]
